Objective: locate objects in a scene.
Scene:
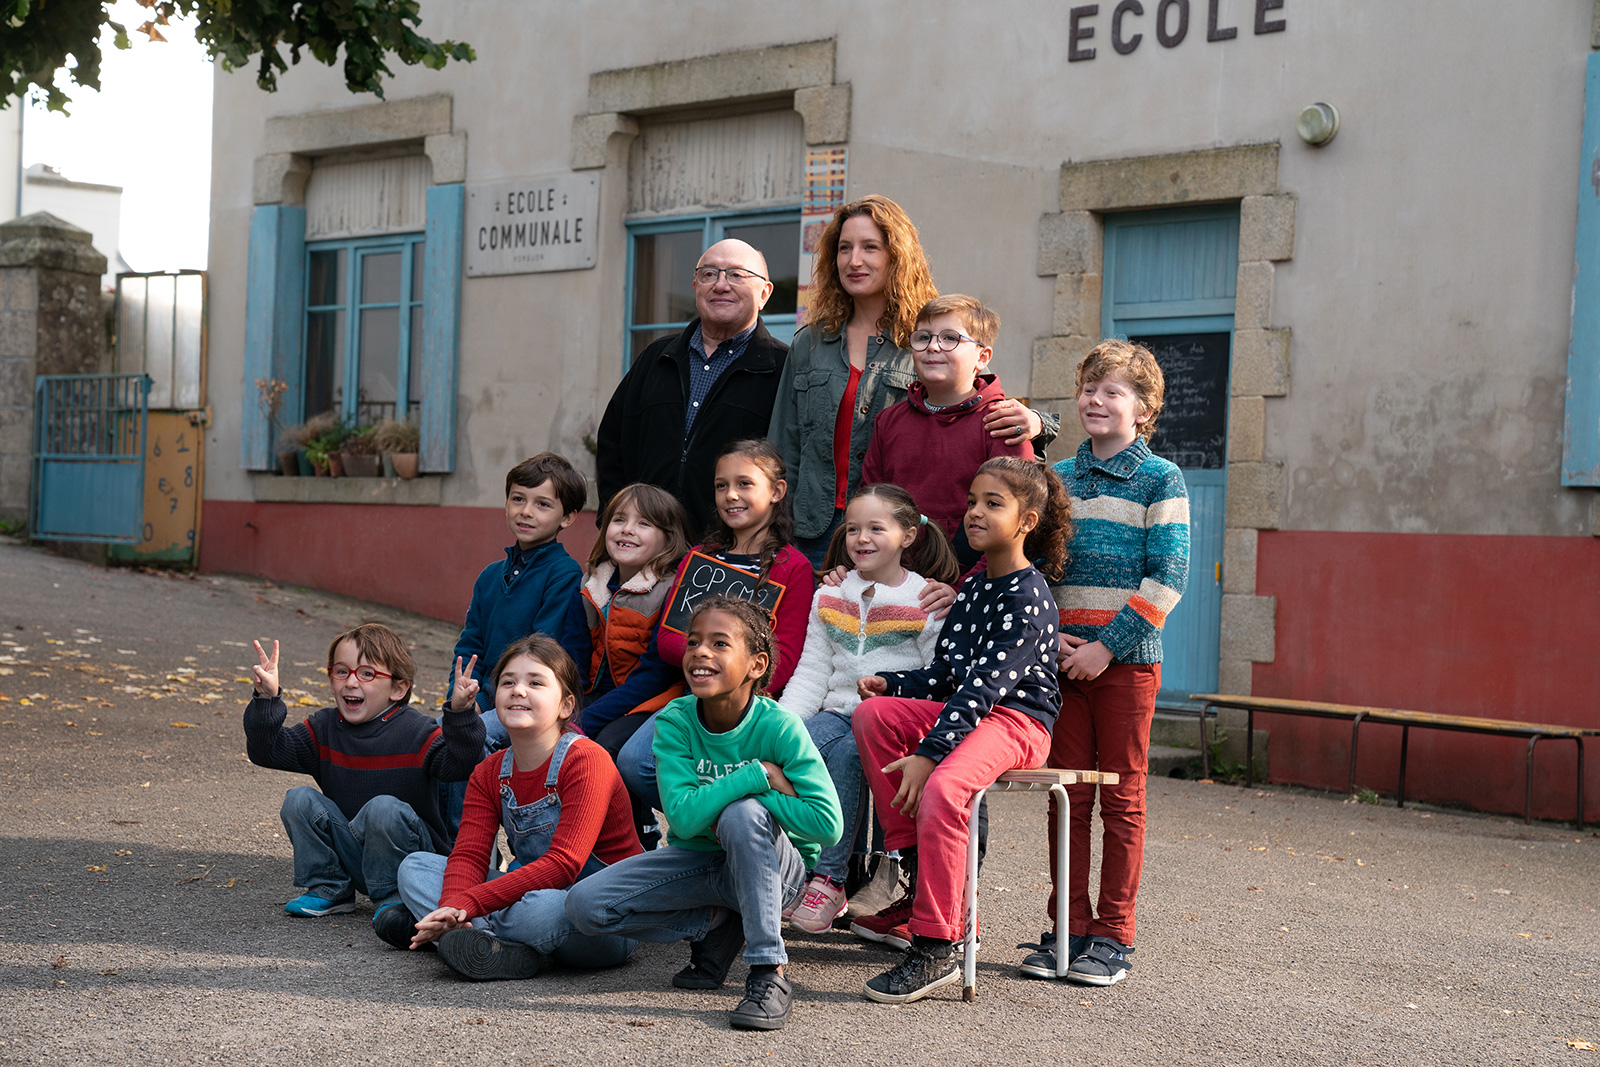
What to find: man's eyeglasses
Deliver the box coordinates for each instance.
[331,666,393,683]
[693,266,768,286]
[909,329,977,352]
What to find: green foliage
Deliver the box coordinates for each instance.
[1353,787,1380,806]
[2,0,473,113]
[0,517,27,537]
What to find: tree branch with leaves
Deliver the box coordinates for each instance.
[1,0,474,112]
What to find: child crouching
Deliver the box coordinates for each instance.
[243,623,483,929]
[382,636,641,979]
[565,598,842,1032]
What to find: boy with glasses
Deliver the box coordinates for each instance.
[244,623,484,935]
[860,295,1035,567]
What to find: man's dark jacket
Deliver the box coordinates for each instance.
[596,317,788,540]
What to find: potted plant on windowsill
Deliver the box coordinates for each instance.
[300,411,345,477]
[373,418,422,479]
[256,377,294,474]
[339,426,381,477]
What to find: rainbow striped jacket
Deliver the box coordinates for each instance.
[1050,438,1190,665]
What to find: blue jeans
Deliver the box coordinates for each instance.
[280,786,437,903]
[396,852,636,968]
[616,714,660,812]
[804,711,867,883]
[794,508,844,570]
[564,798,807,967]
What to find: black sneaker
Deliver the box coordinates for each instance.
[863,940,959,1004]
[437,927,547,981]
[1017,931,1087,979]
[673,913,745,990]
[729,966,793,1031]
[372,902,419,950]
[1066,935,1134,986]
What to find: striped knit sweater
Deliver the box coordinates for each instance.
[1050,438,1190,664]
[779,569,944,719]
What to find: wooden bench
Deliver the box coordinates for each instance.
[960,768,1120,1000]
[1191,693,1599,829]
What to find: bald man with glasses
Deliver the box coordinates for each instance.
[597,239,790,539]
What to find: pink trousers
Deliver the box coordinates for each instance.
[854,697,1051,942]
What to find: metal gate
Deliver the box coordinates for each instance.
[31,374,153,543]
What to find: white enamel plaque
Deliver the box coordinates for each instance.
[465,173,598,276]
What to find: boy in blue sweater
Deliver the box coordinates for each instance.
[453,452,587,748]
[1025,338,1189,987]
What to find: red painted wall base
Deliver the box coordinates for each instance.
[1253,530,1600,823]
[199,499,598,624]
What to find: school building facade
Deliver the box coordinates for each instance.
[199,2,1600,821]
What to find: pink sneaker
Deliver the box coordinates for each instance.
[787,875,848,933]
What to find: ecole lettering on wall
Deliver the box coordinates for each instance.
[465,173,599,276]
[1068,0,1285,61]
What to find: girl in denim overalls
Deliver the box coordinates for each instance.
[385,636,643,980]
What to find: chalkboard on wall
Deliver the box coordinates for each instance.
[1128,332,1231,470]
[660,551,788,635]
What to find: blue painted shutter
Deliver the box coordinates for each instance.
[240,205,306,469]
[1564,53,1600,486]
[420,184,463,472]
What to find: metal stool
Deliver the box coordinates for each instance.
[961,768,1119,1000]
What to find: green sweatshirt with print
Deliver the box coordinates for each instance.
[652,693,843,869]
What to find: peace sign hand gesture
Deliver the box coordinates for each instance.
[251,639,281,698]
[449,655,481,713]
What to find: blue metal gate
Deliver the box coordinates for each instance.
[1101,205,1240,709]
[31,374,153,543]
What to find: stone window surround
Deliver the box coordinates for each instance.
[569,38,851,171]
[1031,143,1295,697]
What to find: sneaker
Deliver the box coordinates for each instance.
[437,927,547,981]
[788,875,848,933]
[371,901,418,949]
[1066,935,1134,986]
[283,891,356,917]
[863,940,959,1004]
[847,855,907,918]
[849,893,914,944]
[673,912,745,990]
[1017,931,1087,979]
[729,966,793,1031]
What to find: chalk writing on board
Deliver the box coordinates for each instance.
[1129,332,1230,470]
[661,551,788,635]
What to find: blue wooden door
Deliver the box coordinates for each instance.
[32,374,153,543]
[1101,206,1239,707]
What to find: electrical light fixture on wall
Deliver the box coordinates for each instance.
[1297,103,1340,146]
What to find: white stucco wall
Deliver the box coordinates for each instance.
[205,0,1598,535]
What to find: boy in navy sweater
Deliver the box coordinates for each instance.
[453,453,587,748]
[244,623,484,932]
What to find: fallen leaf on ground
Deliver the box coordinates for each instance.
[169,722,197,728]
[627,1020,654,1028]
[1568,1040,1599,1052]
[114,850,132,856]
[98,969,118,976]
[50,955,68,969]
[85,864,105,872]
[175,866,212,884]
[1517,932,1533,938]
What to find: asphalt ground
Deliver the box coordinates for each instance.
[1,537,1596,1066]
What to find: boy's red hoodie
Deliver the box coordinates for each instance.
[860,372,1034,541]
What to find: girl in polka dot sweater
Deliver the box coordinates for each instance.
[851,456,1070,1004]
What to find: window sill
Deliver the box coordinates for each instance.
[249,473,443,506]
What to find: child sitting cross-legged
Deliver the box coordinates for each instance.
[379,636,642,979]
[565,598,842,1032]
[778,483,958,932]
[243,624,483,932]
[852,457,1070,1003]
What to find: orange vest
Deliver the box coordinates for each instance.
[581,563,683,714]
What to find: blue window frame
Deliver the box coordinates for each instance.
[624,209,800,371]
[303,233,425,426]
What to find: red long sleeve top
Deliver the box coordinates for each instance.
[438,736,642,918]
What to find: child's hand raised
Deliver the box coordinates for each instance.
[251,639,280,698]
[856,675,888,699]
[411,905,470,948]
[448,655,480,712]
[884,754,936,818]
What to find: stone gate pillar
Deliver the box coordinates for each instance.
[0,212,111,526]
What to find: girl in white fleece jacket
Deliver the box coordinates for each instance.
[779,483,960,931]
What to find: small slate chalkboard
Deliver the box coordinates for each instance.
[660,551,788,635]
[1129,332,1231,470]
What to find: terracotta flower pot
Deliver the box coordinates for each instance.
[327,452,345,477]
[391,453,420,479]
[312,458,329,477]
[340,451,381,477]
[278,450,298,476]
